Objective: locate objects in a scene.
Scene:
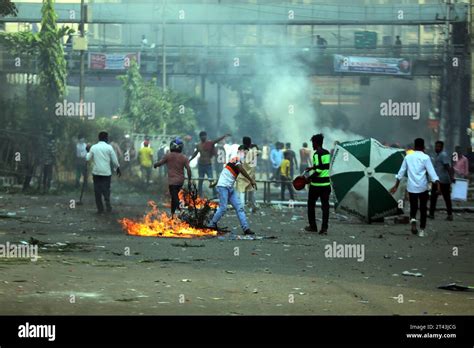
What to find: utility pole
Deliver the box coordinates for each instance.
[162,0,167,90]
[440,0,452,147]
[79,0,85,118]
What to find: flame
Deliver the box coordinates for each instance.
[179,190,218,209]
[119,201,217,238]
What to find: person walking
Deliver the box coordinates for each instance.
[280,151,295,201]
[428,141,454,221]
[270,142,284,183]
[236,137,258,212]
[41,132,57,194]
[138,140,154,185]
[453,145,469,179]
[299,142,312,174]
[304,134,331,235]
[154,138,192,216]
[86,131,121,214]
[390,138,440,237]
[284,142,298,178]
[75,136,88,189]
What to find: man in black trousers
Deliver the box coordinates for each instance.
[86,131,121,214]
[304,134,331,235]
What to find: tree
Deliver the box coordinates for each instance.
[0,0,72,190]
[37,0,72,115]
[0,0,17,17]
[164,89,198,136]
[118,59,198,135]
[117,58,142,131]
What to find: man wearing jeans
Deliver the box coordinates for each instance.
[429,141,454,221]
[390,138,440,237]
[86,132,121,214]
[208,157,257,235]
[189,131,230,197]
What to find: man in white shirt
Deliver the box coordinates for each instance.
[208,156,257,235]
[390,138,440,237]
[86,132,121,214]
[75,136,88,188]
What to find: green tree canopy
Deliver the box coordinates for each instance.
[118,59,198,136]
[0,0,17,17]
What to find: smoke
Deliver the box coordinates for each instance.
[258,52,362,148]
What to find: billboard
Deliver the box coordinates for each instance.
[334,55,412,76]
[88,52,140,70]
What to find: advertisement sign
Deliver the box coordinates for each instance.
[334,55,412,76]
[88,52,140,70]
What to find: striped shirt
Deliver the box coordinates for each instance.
[217,158,241,188]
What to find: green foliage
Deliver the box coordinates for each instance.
[0,0,73,131]
[118,59,198,136]
[0,31,39,56]
[38,0,73,105]
[165,89,198,136]
[117,58,142,129]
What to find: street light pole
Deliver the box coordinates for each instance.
[162,0,166,90]
[440,0,452,146]
[79,0,85,118]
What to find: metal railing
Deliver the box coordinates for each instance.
[4,2,468,25]
[1,43,464,75]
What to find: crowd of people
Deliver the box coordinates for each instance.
[79,130,335,235]
[390,138,472,237]
[37,129,473,237]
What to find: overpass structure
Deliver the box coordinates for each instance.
[2,2,469,25]
[0,43,465,83]
[0,2,469,80]
[0,1,471,149]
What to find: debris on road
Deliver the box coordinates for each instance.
[438,283,474,292]
[402,271,423,277]
[171,242,205,248]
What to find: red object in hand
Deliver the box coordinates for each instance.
[292,176,308,191]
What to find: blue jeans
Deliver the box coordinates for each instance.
[209,186,249,232]
[198,163,215,197]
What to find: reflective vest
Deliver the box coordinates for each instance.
[310,150,331,186]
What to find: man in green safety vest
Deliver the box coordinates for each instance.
[304,133,331,234]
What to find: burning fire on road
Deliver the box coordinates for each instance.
[179,190,218,209]
[119,201,217,238]
[119,187,218,238]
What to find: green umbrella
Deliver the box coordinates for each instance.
[330,138,406,222]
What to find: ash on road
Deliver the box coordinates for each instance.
[0,190,473,315]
